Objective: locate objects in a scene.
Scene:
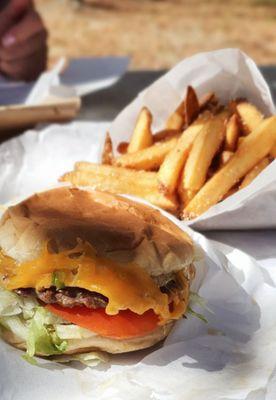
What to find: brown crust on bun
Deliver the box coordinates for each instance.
[0,187,194,276]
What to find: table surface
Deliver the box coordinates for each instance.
[78,67,276,264]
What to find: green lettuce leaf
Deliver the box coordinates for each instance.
[187,292,212,323]
[0,289,23,317]
[26,307,67,357]
[52,271,65,290]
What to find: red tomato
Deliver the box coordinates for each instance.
[46,304,159,339]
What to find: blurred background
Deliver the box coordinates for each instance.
[36,0,276,69]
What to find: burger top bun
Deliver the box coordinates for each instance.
[0,187,194,277]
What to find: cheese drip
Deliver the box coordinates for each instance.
[0,242,186,322]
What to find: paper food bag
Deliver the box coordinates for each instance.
[109,48,276,230]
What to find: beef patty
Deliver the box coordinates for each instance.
[14,273,184,309]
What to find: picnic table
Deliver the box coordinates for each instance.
[79,67,276,266]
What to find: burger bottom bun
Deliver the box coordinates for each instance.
[1,321,174,356]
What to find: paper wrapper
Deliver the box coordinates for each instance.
[0,57,129,106]
[0,200,276,400]
[109,48,276,230]
[0,49,276,399]
[0,121,276,399]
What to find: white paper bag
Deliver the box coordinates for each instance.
[109,48,276,230]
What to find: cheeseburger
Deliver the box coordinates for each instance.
[0,187,195,361]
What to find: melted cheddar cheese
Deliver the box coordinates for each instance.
[0,243,186,322]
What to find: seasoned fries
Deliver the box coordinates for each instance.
[166,102,185,130]
[117,141,129,154]
[158,111,210,194]
[224,114,239,151]
[184,117,276,218]
[219,150,234,167]
[127,107,153,153]
[239,157,270,189]
[181,111,228,195]
[178,186,197,208]
[153,129,180,143]
[165,85,199,130]
[184,86,199,126]
[199,92,218,112]
[60,163,178,213]
[236,101,263,135]
[115,137,178,170]
[270,143,276,158]
[101,132,113,165]
[61,85,275,220]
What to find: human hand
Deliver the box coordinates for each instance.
[0,0,48,81]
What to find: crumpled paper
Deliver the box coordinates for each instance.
[0,122,108,204]
[0,49,275,399]
[0,203,276,400]
[0,56,129,106]
[109,48,276,230]
[0,122,275,399]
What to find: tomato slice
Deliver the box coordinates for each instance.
[46,304,159,339]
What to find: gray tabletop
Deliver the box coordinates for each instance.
[79,67,276,261]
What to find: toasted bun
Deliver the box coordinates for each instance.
[0,187,194,355]
[0,187,194,277]
[2,322,174,355]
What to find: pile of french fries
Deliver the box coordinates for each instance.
[60,86,276,219]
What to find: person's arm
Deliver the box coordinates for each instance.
[0,0,47,81]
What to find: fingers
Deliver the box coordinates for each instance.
[0,46,47,81]
[2,9,46,47]
[0,0,31,37]
[0,5,48,81]
[0,31,47,62]
[8,0,32,15]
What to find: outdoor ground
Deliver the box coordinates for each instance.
[35,0,276,69]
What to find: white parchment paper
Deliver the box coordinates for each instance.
[0,206,276,400]
[0,122,275,399]
[0,56,129,106]
[109,48,276,230]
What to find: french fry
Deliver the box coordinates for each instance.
[183,117,276,218]
[222,186,238,200]
[114,136,178,170]
[238,136,244,147]
[157,112,211,194]
[184,86,200,126]
[224,114,239,151]
[101,132,113,165]
[181,111,228,194]
[239,157,270,189]
[127,107,153,153]
[75,162,155,183]
[178,186,197,208]
[117,141,129,154]
[165,86,199,130]
[236,101,263,135]
[165,103,185,130]
[199,92,218,112]
[219,150,234,167]
[270,143,276,158]
[60,163,178,213]
[153,129,180,143]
